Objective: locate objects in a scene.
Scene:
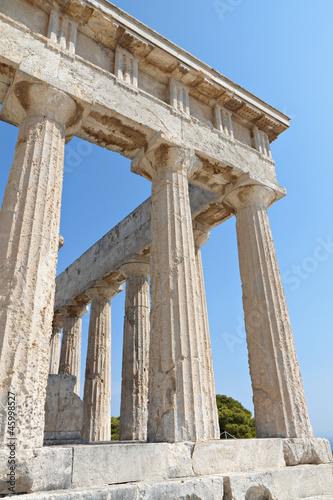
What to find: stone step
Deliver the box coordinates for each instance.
[6,465,333,500]
[1,438,332,496]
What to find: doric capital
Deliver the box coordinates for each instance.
[119,261,150,279]
[131,135,196,181]
[223,183,276,214]
[58,235,65,251]
[52,312,64,330]
[192,221,210,251]
[6,80,82,133]
[60,302,89,319]
[86,283,123,302]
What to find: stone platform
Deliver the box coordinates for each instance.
[1,438,332,499]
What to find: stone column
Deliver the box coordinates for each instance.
[140,144,217,442]
[119,262,150,441]
[82,284,123,442]
[193,223,220,440]
[0,82,81,449]
[59,304,88,396]
[49,315,64,375]
[223,183,313,438]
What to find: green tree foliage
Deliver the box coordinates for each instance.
[216,394,256,439]
[111,416,120,441]
[110,396,255,441]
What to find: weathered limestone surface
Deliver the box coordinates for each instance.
[192,438,285,475]
[225,464,333,500]
[0,4,288,190]
[119,262,150,441]
[0,446,73,495]
[82,284,123,442]
[0,2,327,498]
[138,475,224,500]
[71,442,194,489]
[49,316,64,375]
[59,304,88,396]
[136,143,218,442]
[223,183,314,439]
[193,222,220,440]
[1,439,332,496]
[0,81,80,450]
[44,375,83,442]
[283,437,333,466]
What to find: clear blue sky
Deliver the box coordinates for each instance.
[0,0,332,443]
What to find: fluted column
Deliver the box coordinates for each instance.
[137,143,217,442]
[193,223,220,439]
[223,183,313,438]
[82,284,123,442]
[49,315,64,374]
[59,304,88,396]
[0,82,81,449]
[119,262,150,441]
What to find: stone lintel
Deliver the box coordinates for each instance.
[0,15,282,179]
[14,0,289,139]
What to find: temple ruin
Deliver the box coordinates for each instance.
[0,0,332,498]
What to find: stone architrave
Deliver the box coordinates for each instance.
[59,304,88,396]
[49,315,64,375]
[192,223,220,440]
[119,262,150,441]
[135,143,219,442]
[223,183,313,438]
[0,82,81,450]
[82,284,123,442]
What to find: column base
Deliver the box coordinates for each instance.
[0,438,331,496]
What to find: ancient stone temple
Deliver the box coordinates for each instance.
[0,0,332,498]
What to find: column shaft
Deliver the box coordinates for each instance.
[148,145,215,442]
[49,328,62,375]
[194,231,220,439]
[225,184,313,438]
[119,264,150,441]
[82,285,121,442]
[59,307,86,396]
[0,84,78,449]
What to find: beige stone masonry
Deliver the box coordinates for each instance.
[135,142,219,442]
[193,222,220,440]
[49,315,64,375]
[59,304,88,397]
[82,284,123,442]
[119,262,150,441]
[48,8,78,55]
[115,46,139,88]
[223,183,313,438]
[0,81,81,450]
[44,374,83,442]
